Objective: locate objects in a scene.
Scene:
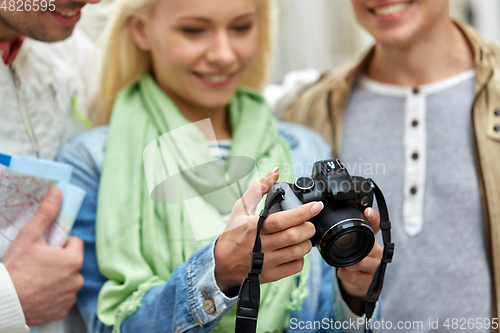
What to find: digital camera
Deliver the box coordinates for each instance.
[266,159,375,267]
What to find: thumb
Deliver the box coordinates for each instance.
[364,207,380,235]
[23,187,62,241]
[233,167,280,216]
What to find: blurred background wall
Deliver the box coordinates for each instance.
[78,0,500,84]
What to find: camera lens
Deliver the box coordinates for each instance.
[330,232,363,259]
[311,204,375,267]
[334,233,358,250]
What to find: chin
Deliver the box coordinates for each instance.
[47,28,74,42]
[196,98,231,110]
[370,23,421,48]
[195,91,237,108]
[32,25,74,43]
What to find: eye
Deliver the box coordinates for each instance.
[232,24,252,32]
[182,27,205,34]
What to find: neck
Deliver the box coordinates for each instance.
[367,20,474,87]
[0,18,21,43]
[168,94,232,141]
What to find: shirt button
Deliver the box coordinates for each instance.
[413,87,420,94]
[410,187,417,195]
[494,125,500,132]
[412,120,419,127]
[412,152,419,160]
[201,290,215,314]
[203,299,215,314]
[495,109,500,116]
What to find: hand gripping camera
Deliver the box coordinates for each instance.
[235,159,394,333]
[266,159,375,267]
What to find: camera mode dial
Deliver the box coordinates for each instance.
[294,177,315,192]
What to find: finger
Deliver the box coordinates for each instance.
[262,258,305,284]
[63,236,84,271]
[261,222,315,251]
[23,187,62,241]
[265,240,312,265]
[346,255,381,275]
[261,201,323,234]
[364,208,380,234]
[232,168,280,217]
[64,236,84,254]
[366,241,383,260]
[337,269,373,296]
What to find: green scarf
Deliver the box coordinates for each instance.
[96,73,309,332]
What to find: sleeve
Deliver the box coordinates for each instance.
[0,263,30,333]
[56,134,238,333]
[115,240,238,333]
[57,135,107,330]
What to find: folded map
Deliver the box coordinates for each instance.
[0,153,86,260]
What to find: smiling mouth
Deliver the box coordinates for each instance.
[369,1,413,16]
[194,73,235,83]
[56,10,79,17]
[195,73,234,83]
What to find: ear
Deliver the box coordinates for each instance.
[129,15,151,51]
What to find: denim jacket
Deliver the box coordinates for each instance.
[56,121,375,333]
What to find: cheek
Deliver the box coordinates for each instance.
[152,34,204,76]
[235,30,259,69]
[350,0,369,23]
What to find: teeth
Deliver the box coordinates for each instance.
[202,75,230,82]
[58,11,78,17]
[373,2,410,16]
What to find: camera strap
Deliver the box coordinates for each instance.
[364,179,395,328]
[235,188,285,333]
[235,181,394,333]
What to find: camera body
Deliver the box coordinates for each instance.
[266,159,375,267]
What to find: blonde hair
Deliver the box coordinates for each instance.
[93,0,275,126]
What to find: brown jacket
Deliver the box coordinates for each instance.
[284,21,500,321]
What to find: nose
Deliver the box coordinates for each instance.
[206,30,237,68]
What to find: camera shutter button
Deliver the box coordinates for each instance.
[295,177,315,192]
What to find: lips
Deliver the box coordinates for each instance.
[370,1,412,16]
[193,72,236,88]
[49,9,82,27]
[200,74,232,82]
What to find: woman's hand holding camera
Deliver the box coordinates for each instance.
[214,168,383,317]
[214,168,324,293]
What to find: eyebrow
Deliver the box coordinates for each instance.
[177,12,255,23]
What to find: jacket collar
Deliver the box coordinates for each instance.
[454,20,494,96]
[328,20,495,156]
[0,35,25,67]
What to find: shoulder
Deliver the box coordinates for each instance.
[57,126,109,179]
[17,28,97,99]
[456,21,500,71]
[281,51,370,133]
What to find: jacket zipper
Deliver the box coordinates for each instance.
[10,67,40,158]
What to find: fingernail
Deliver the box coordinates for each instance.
[266,167,279,177]
[310,201,324,215]
[48,187,60,201]
[366,208,374,219]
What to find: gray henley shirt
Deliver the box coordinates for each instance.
[340,70,492,333]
